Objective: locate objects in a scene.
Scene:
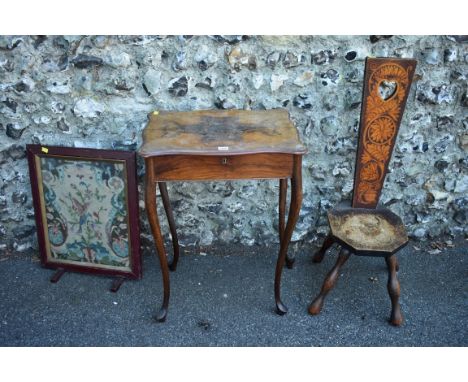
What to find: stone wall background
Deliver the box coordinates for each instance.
[0,35,467,253]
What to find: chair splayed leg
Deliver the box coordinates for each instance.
[308,248,351,315]
[386,255,403,326]
[312,233,335,264]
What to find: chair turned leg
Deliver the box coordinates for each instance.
[312,233,335,263]
[308,248,351,315]
[385,255,403,326]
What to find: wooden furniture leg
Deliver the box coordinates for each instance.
[385,255,403,326]
[158,182,180,272]
[312,233,335,263]
[278,178,286,245]
[145,159,170,322]
[279,178,295,269]
[110,277,125,293]
[275,156,302,315]
[308,248,351,315]
[50,268,66,283]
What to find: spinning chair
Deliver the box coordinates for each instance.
[309,57,417,326]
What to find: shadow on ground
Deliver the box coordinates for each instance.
[0,237,466,346]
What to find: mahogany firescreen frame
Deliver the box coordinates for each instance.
[27,145,141,280]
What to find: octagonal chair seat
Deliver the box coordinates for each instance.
[327,206,408,256]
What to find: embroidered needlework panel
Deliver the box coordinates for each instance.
[37,156,131,271]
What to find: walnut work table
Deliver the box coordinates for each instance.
[139,109,307,322]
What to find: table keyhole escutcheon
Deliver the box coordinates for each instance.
[221,157,228,165]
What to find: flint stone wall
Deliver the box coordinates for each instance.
[0,35,467,252]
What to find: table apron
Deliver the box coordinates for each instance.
[149,153,295,181]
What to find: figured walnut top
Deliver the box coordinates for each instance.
[138,109,307,157]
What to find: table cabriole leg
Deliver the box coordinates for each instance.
[279,178,287,243]
[145,161,170,322]
[274,156,303,315]
[158,182,180,271]
[279,178,295,269]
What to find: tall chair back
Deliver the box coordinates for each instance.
[352,58,417,209]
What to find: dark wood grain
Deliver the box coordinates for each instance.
[152,153,294,181]
[139,109,307,157]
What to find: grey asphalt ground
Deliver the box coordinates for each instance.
[0,237,466,346]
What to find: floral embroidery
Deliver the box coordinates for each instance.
[40,157,130,269]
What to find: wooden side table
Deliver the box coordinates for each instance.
[139,109,307,322]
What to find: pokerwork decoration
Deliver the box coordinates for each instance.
[352,58,417,208]
[27,145,141,279]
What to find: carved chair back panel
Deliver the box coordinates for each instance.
[352,58,417,209]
